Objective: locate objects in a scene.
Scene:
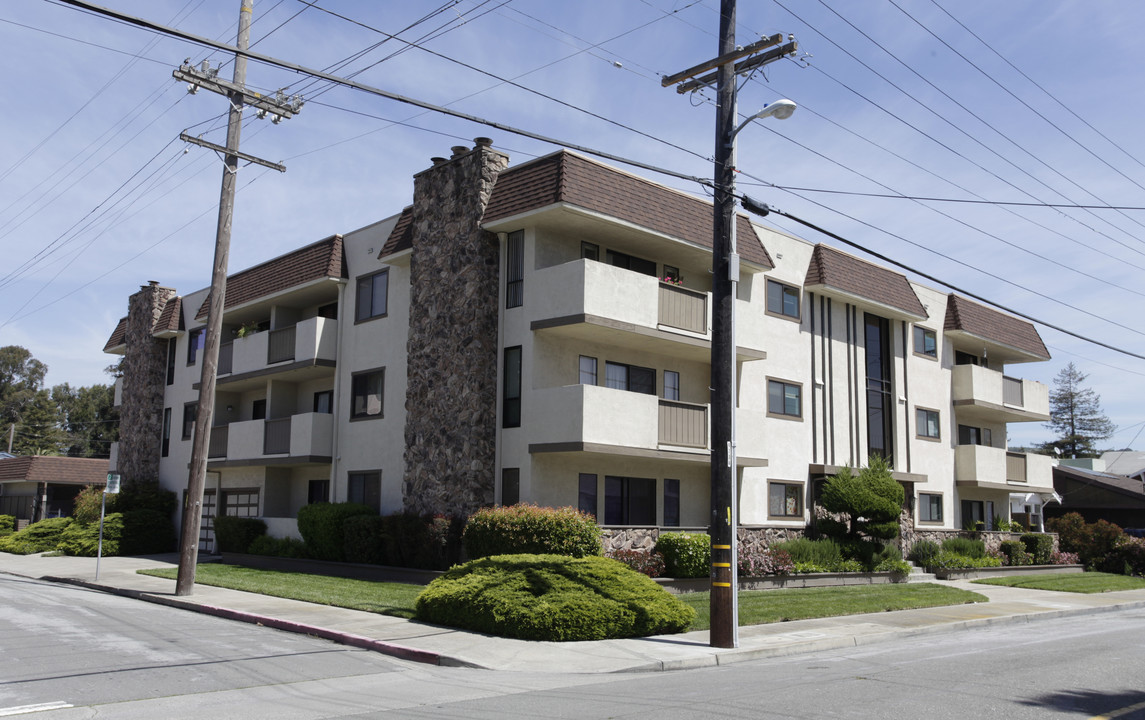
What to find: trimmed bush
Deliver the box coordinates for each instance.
[1048,513,1128,571]
[998,540,1033,566]
[57,514,121,556]
[941,537,985,559]
[0,515,14,537]
[908,539,941,568]
[117,482,177,516]
[73,484,111,525]
[463,504,602,559]
[247,534,310,558]
[874,558,912,577]
[213,515,267,554]
[739,547,794,577]
[1107,538,1145,577]
[606,549,666,578]
[119,509,177,555]
[414,554,695,641]
[0,516,73,554]
[932,551,1003,569]
[343,514,387,565]
[1020,533,1054,565]
[655,532,710,578]
[297,502,377,561]
[774,538,843,567]
[1051,550,1081,565]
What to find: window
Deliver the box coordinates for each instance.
[663,370,680,401]
[605,361,655,395]
[767,379,802,418]
[766,279,800,320]
[663,265,681,283]
[187,328,204,366]
[251,399,266,421]
[166,338,176,385]
[503,347,522,428]
[501,468,520,506]
[318,302,338,319]
[913,326,937,358]
[579,356,597,386]
[222,489,260,518]
[865,314,894,462]
[578,474,597,519]
[313,390,333,414]
[162,408,172,457]
[182,403,196,440]
[955,350,987,369]
[962,499,986,531]
[604,476,656,525]
[347,471,381,512]
[663,478,680,527]
[506,230,524,308]
[920,493,943,522]
[769,482,803,518]
[916,408,940,440]
[606,249,657,276]
[350,368,384,419]
[958,424,992,447]
[355,269,389,322]
[581,241,599,262]
[307,479,329,504]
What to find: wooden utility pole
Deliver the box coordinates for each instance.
[663,0,796,648]
[175,0,298,596]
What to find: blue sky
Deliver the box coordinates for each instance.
[1,0,1142,451]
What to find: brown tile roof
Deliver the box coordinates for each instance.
[0,456,108,485]
[155,296,183,335]
[103,317,128,352]
[944,294,1049,360]
[196,235,346,320]
[803,244,926,318]
[381,207,414,257]
[482,151,774,268]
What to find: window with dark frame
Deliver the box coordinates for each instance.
[186,328,204,366]
[350,369,384,419]
[501,468,520,506]
[766,279,801,319]
[663,265,681,282]
[355,269,389,322]
[313,390,333,414]
[920,493,943,522]
[578,473,597,519]
[769,482,803,517]
[166,338,176,385]
[958,424,992,447]
[579,355,597,386]
[581,241,599,261]
[347,471,381,512]
[604,476,656,525]
[865,313,894,462]
[506,230,524,308]
[605,249,657,276]
[503,346,521,428]
[916,408,940,439]
[252,399,266,421]
[663,478,680,527]
[663,370,680,401]
[913,326,937,358]
[182,403,196,440]
[767,379,802,418]
[605,361,655,395]
[162,408,171,457]
[307,479,329,504]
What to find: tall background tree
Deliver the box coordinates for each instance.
[53,382,118,457]
[1043,362,1116,459]
[0,346,48,433]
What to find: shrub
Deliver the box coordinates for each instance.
[343,514,387,565]
[119,509,176,555]
[818,456,904,546]
[941,537,986,559]
[874,558,912,577]
[0,515,14,537]
[57,514,122,556]
[998,540,1033,566]
[297,502,377,561]
[1048,513,1128,571]
[739,547,794,577]
[117,482,177,516]
[0,517,74,554]
[414,554,695,641]
[213,515,267,554]
[774,538,842,566]
[908,539,941,568]
[932,551,1003,569]
[73,484,111,525]
[1051,550,1081,565]
[463,504,602,560]
[606,549,666,578]
[1107,537,1145,577]
[1020,533,1054,565]
[341,512,464,570]
[248,534,311,558]
[655,532,710,578]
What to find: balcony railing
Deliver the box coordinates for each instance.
[1005,451,1028,483]
[263,417,291,454]
[658,400,708,448]
[205,412,333,463]
[267,326,296,364]
[955,445,1053,490]
[208,425,229,459]
[1002,375,1024,406]
[218,342,233,375]
[220,316,336,379]
[951,364,1048,422]
[658,283,707,335]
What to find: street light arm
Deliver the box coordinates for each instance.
[728,99,797,144]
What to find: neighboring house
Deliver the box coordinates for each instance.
[0,455,109,523]
[104,141,1056,553]
[1100,451,1145,484]
[1050,460,1145,530]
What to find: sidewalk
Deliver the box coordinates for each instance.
[4,552,1145,673]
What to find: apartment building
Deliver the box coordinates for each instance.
[105,139,1058,551]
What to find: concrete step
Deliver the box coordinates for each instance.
[905,562,937,583]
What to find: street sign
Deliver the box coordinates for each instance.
[105,473,121,494]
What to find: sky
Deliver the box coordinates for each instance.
[1,0,1143,452]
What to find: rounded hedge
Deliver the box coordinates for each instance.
[655,532,710,578]
[415,554,695,641]
[462,504,602,559]
[297,502,376,561]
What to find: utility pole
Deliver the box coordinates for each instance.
[174,0,299,596]
[663,1,796,648]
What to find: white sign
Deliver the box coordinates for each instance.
[105,473,121,494]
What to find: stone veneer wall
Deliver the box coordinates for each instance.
[117,281,175,490]
[402,141,510,518]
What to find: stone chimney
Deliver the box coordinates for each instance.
[117,281,176,490]
[403,140,510,518]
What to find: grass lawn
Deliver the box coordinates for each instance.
[139,564,423,619]
[973,572,1145,594]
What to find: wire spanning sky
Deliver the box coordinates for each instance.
[1,0,1142,451]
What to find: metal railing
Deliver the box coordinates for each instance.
[658,400,708,448]
[208,425,229,459]
[1002,375,1024,406]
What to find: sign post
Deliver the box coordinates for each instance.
[96,473,121,581]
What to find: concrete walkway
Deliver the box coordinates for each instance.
[4,552,1144,673]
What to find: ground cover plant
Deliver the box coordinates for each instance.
[414,554,694,641]
[973,572,1145,594]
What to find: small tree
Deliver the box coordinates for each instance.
[1042,362,1115,459]
[818,455,904,563]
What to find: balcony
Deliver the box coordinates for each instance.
[216,316,337,389]
[206,412,334,465]
[954,445,1054,493]
[951,364,1049,423]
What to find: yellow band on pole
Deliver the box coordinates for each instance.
[712,562,730,568]
[713,544,731,550]
[712,582,732,587]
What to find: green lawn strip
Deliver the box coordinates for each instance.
[679,583,987,631]
[139,565,422,618]
[973,572,1145,594]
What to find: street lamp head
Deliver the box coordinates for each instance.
[729,99,797,143]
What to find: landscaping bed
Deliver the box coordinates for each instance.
[934,564,1083,581]
[658,571,905,594]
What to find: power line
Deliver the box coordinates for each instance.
[762,185,1145,212]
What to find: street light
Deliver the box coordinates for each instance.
[729,99,797,142]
